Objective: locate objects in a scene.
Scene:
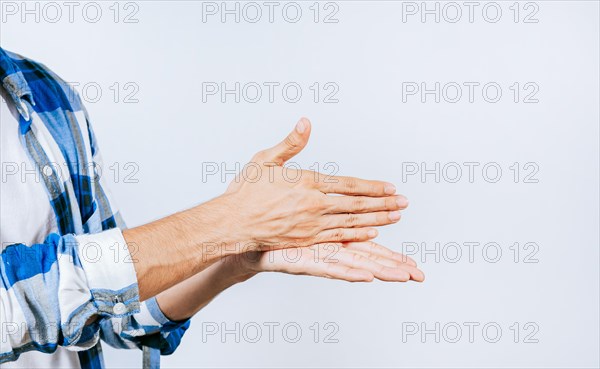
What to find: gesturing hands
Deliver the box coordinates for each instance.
[221,117,424,283]
[223,118,409,251]
[150,118,422,322]
[125,117,421,306]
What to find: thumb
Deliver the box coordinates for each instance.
[257,117,311,166]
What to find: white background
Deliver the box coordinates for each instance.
[1,0,599,367]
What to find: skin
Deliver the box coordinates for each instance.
[123,118,424,321]
[157,241,424,321]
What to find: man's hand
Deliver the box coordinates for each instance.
[222,118,408,250]
[228,241,425,283]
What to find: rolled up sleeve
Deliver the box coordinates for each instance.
[100,296,190,355]
[0,228,140,363]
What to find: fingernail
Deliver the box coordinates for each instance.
[295,119,306,133]
[367,229,378,238]
[384,184,396,195]
[388,211,401,222]
[396,196,408,207]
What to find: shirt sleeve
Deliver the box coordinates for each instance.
[81,101,190,356]
[0,228,140,363]
[99,297,191,355]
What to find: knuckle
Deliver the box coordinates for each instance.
[345,214,358,227]
[333,229,345,240]
[379,212,391,223]
[352,198,366,211]
[344,177,357,191]
[320,196,335,212]
[311,194,328,212]
[308,230,321,242]
[284,135,300,149]
[307,201,321,214]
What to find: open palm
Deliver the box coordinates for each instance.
[235,241,424,283]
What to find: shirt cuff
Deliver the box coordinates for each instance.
[136,297,190,333]
[75,228,140,316]
[58,227,140,347]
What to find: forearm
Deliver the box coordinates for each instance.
[155,256,256,321]
[123,195,241,301]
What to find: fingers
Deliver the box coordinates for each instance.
[320,264,375,282]
[335,245,425,282]
[322,211,401,230]
[333,249,413,282]
[403,265,425,282]
[326,195,409,214]
[337,241,425,281]
[261,244,374,282]
[297,247,375,282]
[343,241,418,266]
[254,118,312,166]
[257,241,424,283]
[309,241,424,282]
[314,173,397,197]
[313,227,379,244]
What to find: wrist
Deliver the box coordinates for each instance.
[185,194,250,262]
[224,252,261,284]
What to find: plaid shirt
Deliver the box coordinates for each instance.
[0,47,189,369]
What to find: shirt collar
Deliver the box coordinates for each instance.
[0,46,35,123]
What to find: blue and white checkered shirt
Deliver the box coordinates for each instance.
[0,47,189,369]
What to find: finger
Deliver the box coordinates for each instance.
[268,245,374,282]
[338,248,424,282]
[313,244,424,282]
[321,264,375,282]
[334,249,412,282]
[344,249,405,269]
[404,265,425,282]
[326,195,409,214]
[344,241,418,266]
[254,118,311,166]
[314,227,378,244]
[314,174,397,197]
[349,249,424,281]
[304,249,375,282]
[322,211,401,230]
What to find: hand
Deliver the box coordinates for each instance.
[230,241,424,283]
[154,240,424,321]
[222,118,408,251]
